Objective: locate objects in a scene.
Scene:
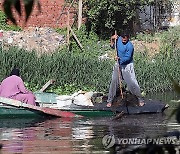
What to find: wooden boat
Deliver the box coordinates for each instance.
[0,96,81,118]
[40,100,168,117]
[0,80,83,118]
[0,92,169,118]
[0,80,168,118]
[35,92,169,117]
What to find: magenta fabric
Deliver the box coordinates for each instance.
[0,75,36,105]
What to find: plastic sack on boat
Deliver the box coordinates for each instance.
[56,95,73,107]
[56,91,95,107]
[73,92,94,106]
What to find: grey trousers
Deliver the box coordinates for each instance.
[107,62,142,103]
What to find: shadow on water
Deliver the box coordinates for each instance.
[0,91,179,153]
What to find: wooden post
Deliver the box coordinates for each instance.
[78,0,82,30]
[67,11,70,48]
[66,0,83,50]
[69,26,83,50]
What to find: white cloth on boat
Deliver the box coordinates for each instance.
[56,95,73,107]
[73,92,94,106]
[56,91,94,107]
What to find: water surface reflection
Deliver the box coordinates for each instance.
[0,92,179,153]
[0,113,177,153]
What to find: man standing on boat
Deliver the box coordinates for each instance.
[106,31,144,107]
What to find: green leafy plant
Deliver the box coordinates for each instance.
[159,26,180,57]
[133,32,156,43]
[0,10,21,31]
[83,0,173,38]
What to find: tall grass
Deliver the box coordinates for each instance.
[0,47,113,94]
[1,46,179,95]
[159,26,180,57]
[135,48,180,93]
[132,26,180,93]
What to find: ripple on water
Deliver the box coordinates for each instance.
[0,106,179,153]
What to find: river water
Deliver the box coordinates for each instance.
[0,92,179,154]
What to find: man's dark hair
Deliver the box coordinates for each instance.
[121,31,130,38]
[10,68,20,76]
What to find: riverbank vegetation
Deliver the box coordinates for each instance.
[0,0,179,95]
[0,25,179,95]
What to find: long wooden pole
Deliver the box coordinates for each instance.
[78,0,82,30]
[67,11,70,49]
[67,11,70,44]
[115,30,124,99]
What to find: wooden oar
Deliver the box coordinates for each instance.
[38,79,55,93]
[0,97,82,118]
[115,30,124,99]
[112,111,124,120]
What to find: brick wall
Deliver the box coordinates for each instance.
[0,0,77,28]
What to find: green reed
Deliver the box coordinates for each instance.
[0,46,179,95]
[135,49,180,93]
[0,47,113,94]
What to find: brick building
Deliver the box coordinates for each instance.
[0,0,78,28]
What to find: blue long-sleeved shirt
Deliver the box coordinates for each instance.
[113,36,134,65]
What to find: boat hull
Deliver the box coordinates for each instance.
[35,92,168,117]
[0,91,168,118]
[62,109,115,117]
[0,105,45,118]
[57,99,168,117]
